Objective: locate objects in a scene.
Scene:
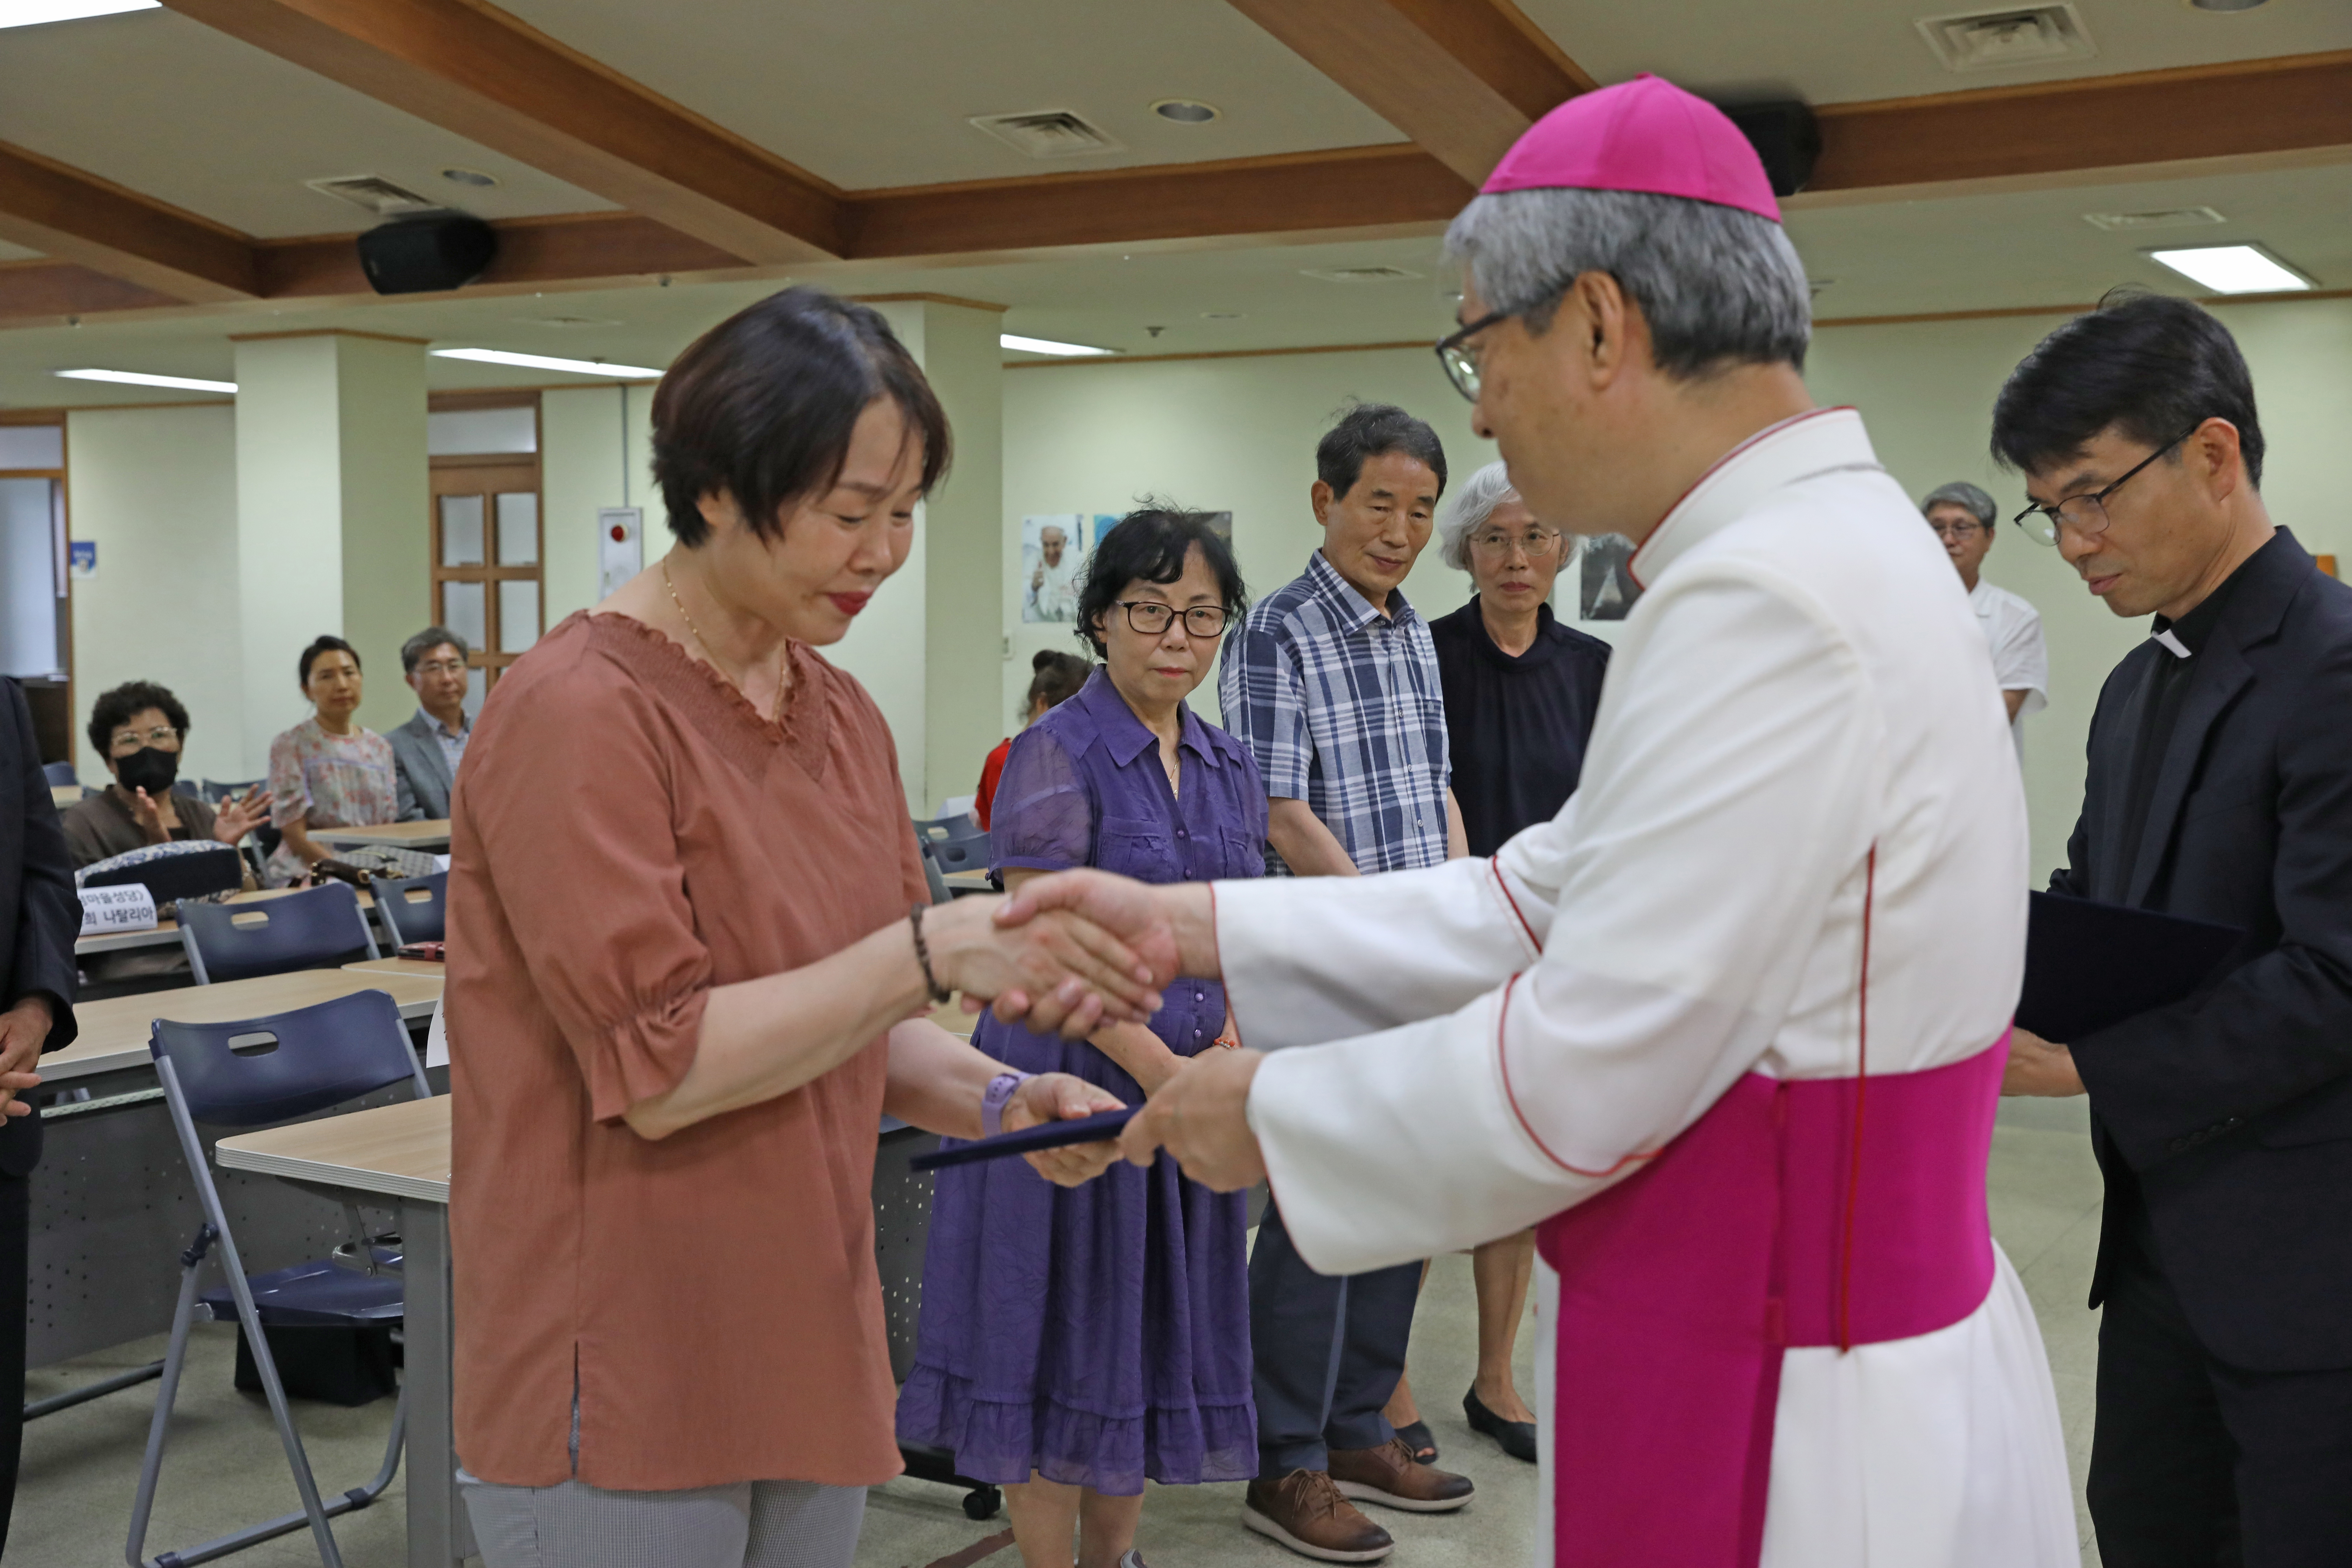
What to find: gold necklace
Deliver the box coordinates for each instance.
[662,557,788,724]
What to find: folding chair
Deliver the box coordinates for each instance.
[178,882,379,984]
[371,871,447,948]
[129,988,432,1568]
[913,814,992,876]
[41,761,76,788]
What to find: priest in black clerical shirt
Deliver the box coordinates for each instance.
[1993,290,2352,1567]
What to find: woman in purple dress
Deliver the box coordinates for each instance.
[899,508,1262,1568]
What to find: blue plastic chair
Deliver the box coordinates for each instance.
[129,988,433,1568]
[371,871,447,947]
[178,882,379,984]
[913,814,992,876]
[41,761,75,788]
[200,777,265,804]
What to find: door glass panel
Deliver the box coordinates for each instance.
[440,495,485,566]
[498,580,540,653]
[442,580,486,650]
[465,667,486,716]
[495,492,539,564]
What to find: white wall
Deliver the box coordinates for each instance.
[64,403,247,784]
[1001,348,1497,745]
[541,383,658,626]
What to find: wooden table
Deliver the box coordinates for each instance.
[215,1096,468,1568]
[76,883,380,958]
[941,869,994,895]
[46,967,444,1083]
[343,957,446,981]
[49,783,81,811]
[314,820,452,853]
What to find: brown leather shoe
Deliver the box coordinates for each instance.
[1244,1469,1395,1562]
[1328,1436,1477,1513]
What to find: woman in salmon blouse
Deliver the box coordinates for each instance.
[447,288,1159,1568]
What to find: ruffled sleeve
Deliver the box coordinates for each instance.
[989,725,1094,875]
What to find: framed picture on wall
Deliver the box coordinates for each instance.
[1575,534,1643,621]
[1021,514,1114,623]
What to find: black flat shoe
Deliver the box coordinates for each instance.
[1392,1419,1439,1465]
[1463,1388,1538,1463]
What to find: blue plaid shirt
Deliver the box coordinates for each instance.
[1218,551,1451,875]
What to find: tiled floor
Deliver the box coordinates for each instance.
[16,1098,2109,1567]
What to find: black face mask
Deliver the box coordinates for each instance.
[115,746,179,797]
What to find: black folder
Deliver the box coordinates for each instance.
[910,1107,1138,1171]
[2018,891,2244,1042]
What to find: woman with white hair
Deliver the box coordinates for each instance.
[1426,460,1609,1464]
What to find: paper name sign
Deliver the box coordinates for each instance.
[79,884,158,936]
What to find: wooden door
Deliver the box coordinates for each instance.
[428,456,542,696]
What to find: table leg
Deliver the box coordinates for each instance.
[402,1201,475,1566]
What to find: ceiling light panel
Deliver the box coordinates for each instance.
[1000,334,1116,357]
[431,348,664,377]
[54,367,235,393]
[0,0,155,28]
[2083,206,2226,232]
[2147,244,2314,294]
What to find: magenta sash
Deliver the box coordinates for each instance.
[1534,1033,2009,1567]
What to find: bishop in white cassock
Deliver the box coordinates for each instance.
[999,76,2075,1568]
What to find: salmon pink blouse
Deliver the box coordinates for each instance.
[448,611,929,1491]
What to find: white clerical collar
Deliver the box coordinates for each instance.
[1628,407,1883,589]
[2151,628,2192,659]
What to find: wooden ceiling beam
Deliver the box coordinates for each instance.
[0,142,257,302]
[1218,0,1590,185]
[159,0,848,264]
[1808,50,2352,198]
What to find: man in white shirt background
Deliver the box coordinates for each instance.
[1925,481,2047,756]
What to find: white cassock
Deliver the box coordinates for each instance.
[1216,409,2076,1567]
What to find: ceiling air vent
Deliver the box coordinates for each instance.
[968,110,1124,159]
[304,174,441,216]
[1302,265,1424,284]
[1915,5,2096,71]
[2084,206,2227,232]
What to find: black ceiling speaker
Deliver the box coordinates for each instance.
[1721,102,1821,200]
[356,214,497,295]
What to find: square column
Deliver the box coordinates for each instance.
[232,331,428,771]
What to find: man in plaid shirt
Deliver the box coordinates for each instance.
[1218,403,1472,1561]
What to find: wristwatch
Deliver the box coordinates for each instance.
[981,1070,1034,1139]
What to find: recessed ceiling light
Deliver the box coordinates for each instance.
[431,347,663,377]
[0,0,156,29]
[1000,334,1116,357]
[54,367,235,393]
[2187,0,2266,10]
[442,167,499,188]
[1152,99,1221,124]
[1202,311,1246,320]
[2147,243,2313,294]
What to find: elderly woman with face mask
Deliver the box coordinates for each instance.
[61,681,271,870]
[1424,461,1610,1464]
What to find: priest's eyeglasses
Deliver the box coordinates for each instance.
[2010,430,2192,546]
[1436,310,1508,401]
[1114,601,1228,639]
[1471,526,1563,558]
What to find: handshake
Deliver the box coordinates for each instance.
[923,869,1214,1034]
[922,871,1270,1192]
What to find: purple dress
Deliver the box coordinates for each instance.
[896,671,1265,1494]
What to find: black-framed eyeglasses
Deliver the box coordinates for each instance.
[2011,429,2196,547]
[1435,310,1508,401]
[1114,601,1228,638]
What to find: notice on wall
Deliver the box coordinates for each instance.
[78,883,157,937]
[68,539,96,579]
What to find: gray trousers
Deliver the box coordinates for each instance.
[458,1470,865,1568]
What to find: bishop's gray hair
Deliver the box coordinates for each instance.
[1445,188,1813,378]
[1437,460,1521,572]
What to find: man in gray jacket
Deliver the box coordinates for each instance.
[389,626,472,821]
